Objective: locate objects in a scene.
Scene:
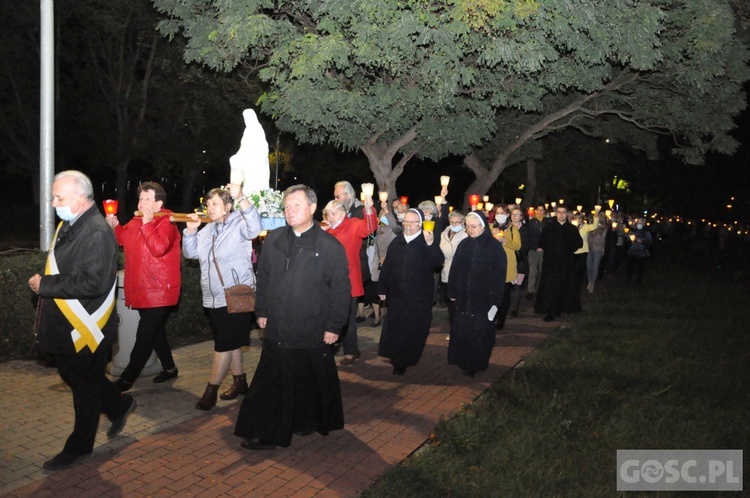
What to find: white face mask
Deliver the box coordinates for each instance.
[449,225,463,233]
[636,224,644,230]
[397,213,405,222]
[424,214,433,221]
[55,205,81,221]
[496,214,507,225]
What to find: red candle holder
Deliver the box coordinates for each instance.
[103,199,118,215]
[468,194,480,207]
[400,196,409,205]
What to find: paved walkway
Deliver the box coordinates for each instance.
[0,306,558,497]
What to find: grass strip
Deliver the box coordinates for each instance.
[364,245,749,497]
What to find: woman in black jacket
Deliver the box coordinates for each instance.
[377,209,445,375]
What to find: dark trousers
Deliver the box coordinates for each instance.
[341,297,359,356]
[120,306,175,383]
[626,255,647,283]
[55,349,127,455]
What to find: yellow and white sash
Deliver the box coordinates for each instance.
[45,222,116,353]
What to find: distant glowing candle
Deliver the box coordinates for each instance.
[594,204,602,213]
[608,199,615,209]
[483,195,489,203]
[440,176,450,187]
[551,201,557,209]
[576,205,583,212]
[485,202,494,212]
[468,194,480,207]
[515,197,522,205]
[400,196,409,205]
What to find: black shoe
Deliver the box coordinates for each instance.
[43,451,92,470]
[153,368,178,383]
[355,316,366,323]
[392,367,406,375]
[543,314,554,322]
[241,438,277,450]
[510,309,519,318]
[113,378,133,392]
[107,395,136,438]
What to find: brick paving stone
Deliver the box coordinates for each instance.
[2,306,557,497]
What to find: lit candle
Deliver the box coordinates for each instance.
[476,202,484,211]
[605,209,612,218]
[360,192,366,201]
[559,199,564,205]
[551,201,557,209]
[103,199,118,215]
[361,183,375,197]
[440,175,450,187]
[434,195,443,205]
[485,202,494,212]
[576,205,583,212]
[400,195,409,205]
[608,199,615,209]
[379,191,389,202]
[468,194,480,207]
[594,204,602,213]
[515,197,522,205]
[483,195,489,203]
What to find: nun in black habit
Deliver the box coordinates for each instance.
[377,208,445,375]
[446,211,507,376]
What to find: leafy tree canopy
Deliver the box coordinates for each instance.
[151,0,748,196]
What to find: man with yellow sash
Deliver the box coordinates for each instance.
[28,170,136,471]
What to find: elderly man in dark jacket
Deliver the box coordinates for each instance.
[28,170,136,471]
[235,185,351,450]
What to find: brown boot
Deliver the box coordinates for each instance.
[219,374,248,400]
[195,383,219,410]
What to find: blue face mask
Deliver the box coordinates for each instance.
[55,205,79,221]
[449,225,463,233]
[380,215,390,226]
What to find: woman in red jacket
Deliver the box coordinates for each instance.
[322,196,377,365]
[106,182,182,391]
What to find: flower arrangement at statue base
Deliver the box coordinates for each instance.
[246,188,286,231]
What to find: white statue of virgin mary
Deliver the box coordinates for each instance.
[229,109,270,195]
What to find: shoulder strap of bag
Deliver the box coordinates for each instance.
[211,236,227,288]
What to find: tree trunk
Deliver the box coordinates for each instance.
[360,127,418,206]
[525,158,537,207]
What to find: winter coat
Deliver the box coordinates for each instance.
[182,206,262,309]
[255,222,351,349]
[439,226,468,283]
[114,209,181,308]
[36,205,119,355]
[326,210,377,297]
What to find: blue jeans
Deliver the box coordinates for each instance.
[586,251,604,286]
